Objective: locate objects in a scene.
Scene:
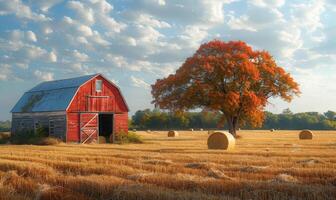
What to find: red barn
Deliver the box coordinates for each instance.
[11,74,129,143]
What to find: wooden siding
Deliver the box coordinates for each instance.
[66,75,128,143]
[12,74,129,144]
[66,113,80,142]
[11,112,66,140]
[67,75,128,113]
[114,113,128,134]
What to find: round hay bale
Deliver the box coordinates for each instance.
[299,130,313,140]
[146,130,151,133]
[168,130,179,137]
[132,129,137,132]
[99,136,107,144]
[200,128,204,131]
[207,131,235,150]
[270,129,275,132]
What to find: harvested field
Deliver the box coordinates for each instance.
[0,130,335,200]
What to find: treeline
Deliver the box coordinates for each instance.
[1,109,336,132]
[0,120,11,132]
[131,109,336,130]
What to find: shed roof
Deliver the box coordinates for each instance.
[11,74,96,112]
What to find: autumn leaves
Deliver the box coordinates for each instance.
[151,40,300,137]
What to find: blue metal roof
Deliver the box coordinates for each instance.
[28,74,96,92]
[11,74,97,113]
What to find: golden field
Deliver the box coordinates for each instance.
[0,130,335,200]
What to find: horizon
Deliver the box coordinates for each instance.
[1,0,336,120]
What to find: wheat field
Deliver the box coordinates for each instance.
[0,130,335,200]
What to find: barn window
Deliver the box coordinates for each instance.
[49,120,55,135]
[96,80,102,92]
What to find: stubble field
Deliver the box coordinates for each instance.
[0,130,335,200]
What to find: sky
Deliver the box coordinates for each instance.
[0,0,336,120]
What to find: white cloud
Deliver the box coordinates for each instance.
[26,31,37,42]
[227,15,257,32]
[249,0,285,7]
[77,25,93,37]
[0,0,335,119]
[0,0,50,21]
[290,0,325,31]
[67,1,95,25]
[157,0,166,6]
[130,75,150,88]
[28,0,63,12]
[72,50,89,62]
[136,14,171,28]
[0,64,12,80]
[42,27,53,35]
[77,36,88,44]
[49,51,57,62]
[34,70,54,81]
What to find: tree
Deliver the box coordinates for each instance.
[151,40,300,137]
[282,108,293,115]
[324,110,336,120]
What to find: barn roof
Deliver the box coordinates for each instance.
[11,74,97,113]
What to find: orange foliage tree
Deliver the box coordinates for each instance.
[151,40,300,137]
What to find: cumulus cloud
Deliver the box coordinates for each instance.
[290,0,325,31]
[0,64,12,80]
[0,0,50,21]
[48,51,57,62]
[34,70,54,81]
[249,0,285,7]
[130,76,150,89]
[0,0,335,118]
[67,1,95,25]
[26,31,37,42]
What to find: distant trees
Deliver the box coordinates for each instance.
[130,109,336,130]
[132,109,221,130]
[0,120,10,132]
[324,110,336,120]
[262,110,336,130]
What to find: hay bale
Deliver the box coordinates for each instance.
[146,130,151,133]
[200,128,203,131]
[270,129,275,132]
[299,130,313,140]
[189,128,194,131]
[168,130,178,137]
[207,131,235,150]
[99,136,107,144]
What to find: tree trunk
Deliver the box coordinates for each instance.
[226,117,237,138]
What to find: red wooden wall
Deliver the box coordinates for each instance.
[66,75,129,143]
[67,75,128,113]
[114,113,129,133]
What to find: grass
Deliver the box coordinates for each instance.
[115,131,143,144]
[0,130,335,199]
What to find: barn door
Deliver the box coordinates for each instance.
[80,113,98,144]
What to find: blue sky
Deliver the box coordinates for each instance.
[0,0,336,120]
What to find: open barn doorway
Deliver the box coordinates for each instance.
[99,114,113,143]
